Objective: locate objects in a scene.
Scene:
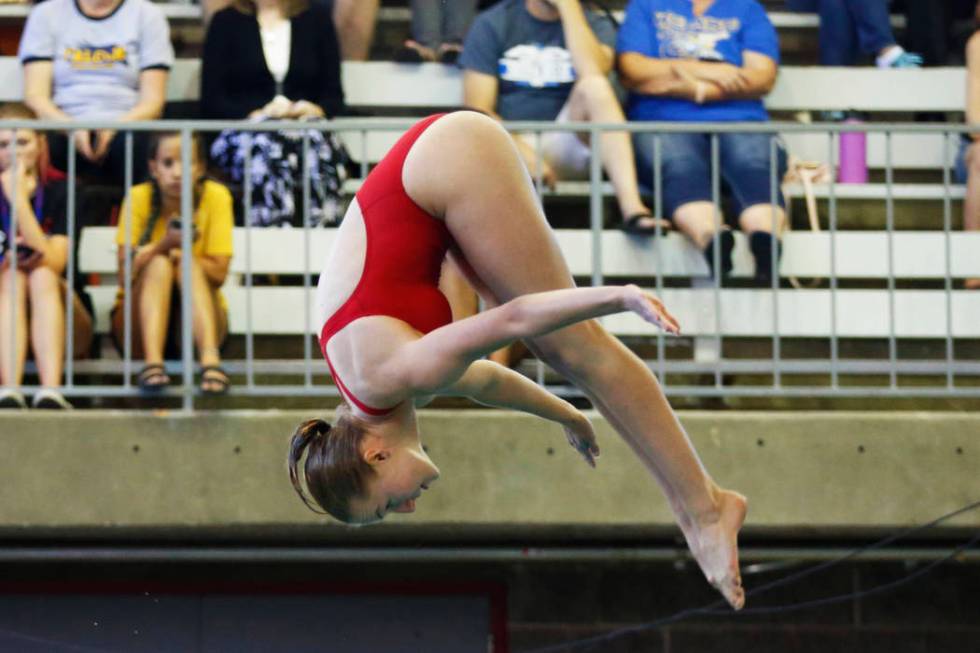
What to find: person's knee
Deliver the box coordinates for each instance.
[532,320,610,374]
[139,254,175,287]
[0,267,27,299]
[571,74,616,104]
[27,265,59,296]
[739,204,786,233]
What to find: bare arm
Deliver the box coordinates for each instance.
[442,360,576,420]
[966,32,980,136]
[22,61,72,121]
[463,69,502,120]
[385,284,679,394]
[553,0,613,76]
[195,254,230,286]
[618,50,776,102]
[442,359,601,466]
[116,69,168,122]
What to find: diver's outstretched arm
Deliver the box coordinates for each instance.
[384,284,678,395]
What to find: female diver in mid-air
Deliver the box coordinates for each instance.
[288,111,747,609]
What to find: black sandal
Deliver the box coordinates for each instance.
[138,364,170,392]
[200,365,230,396]
[621,213,672,236]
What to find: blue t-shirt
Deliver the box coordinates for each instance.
[459,0,617,121]
[616,0,779,122]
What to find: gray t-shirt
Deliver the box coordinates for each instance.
[460,0,617,121]
[19,0,174,120]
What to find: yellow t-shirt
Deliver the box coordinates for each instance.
[115,179,234,309]
[116,179,234,256]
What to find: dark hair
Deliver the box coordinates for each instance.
[287,404,374,523]
[139,131,207,247]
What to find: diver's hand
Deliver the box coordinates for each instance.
[622,284,681,335]
[561,411,600,468]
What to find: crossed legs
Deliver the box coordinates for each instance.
[563,74,651,221]
[405,110,746,608]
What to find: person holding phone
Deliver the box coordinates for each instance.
[0,103,94,410]
[112,132,234,394]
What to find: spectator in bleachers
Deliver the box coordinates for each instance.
[112,132,233,394]
[899,0,977,66]
[398,0,479,63]
[203,0,378,61]
[617,0,786,284]
[0,103,93,410]
[957,29,980,289]
[785,0,922,67]
[19,0,173,185]
[330,0,380,61]
[202,0,349,227]
[460,0,662,234]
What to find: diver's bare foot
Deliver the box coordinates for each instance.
[680,488,748,610]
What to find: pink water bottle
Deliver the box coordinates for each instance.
[838,116,868,184]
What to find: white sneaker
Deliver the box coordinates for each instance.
[0,389,27,409]
[31,388,73,410]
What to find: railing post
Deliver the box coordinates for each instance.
[769,134,781,389]
[5,126,18,394]
[828,130,839,390]
[710,132,723,391]
[302,129,313,389]
[942,131,954,389]
[122,131,134,389]
[179,128,194,411]
[653,133,666,387]
[244,131,255,390]
[589,125,603,289]
[885,130,897,391]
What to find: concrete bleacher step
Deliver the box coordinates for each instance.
[79,226,980,339]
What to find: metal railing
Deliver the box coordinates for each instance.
[0,118,977,408]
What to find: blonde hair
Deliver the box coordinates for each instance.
[233,0,309,18]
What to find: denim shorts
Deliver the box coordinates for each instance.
[633,131,789,222]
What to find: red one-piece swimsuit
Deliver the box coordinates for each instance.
[318,113,453,415]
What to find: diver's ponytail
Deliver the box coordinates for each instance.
[286,406,372,523]
[287,418,333,515]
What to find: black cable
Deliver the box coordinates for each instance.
[525,498,980,653]
[737,497,980,602]
[709,530,980,617]
[1,501,977,653]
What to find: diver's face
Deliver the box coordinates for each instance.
[350,442,440,525]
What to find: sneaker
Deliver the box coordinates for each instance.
[31,388,73,410]
[877,46,923,69]
[0,389,27,409]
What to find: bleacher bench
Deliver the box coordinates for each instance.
[0,58,967,173]
[78,226,980,340]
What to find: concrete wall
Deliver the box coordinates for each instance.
[0,411,977,537]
